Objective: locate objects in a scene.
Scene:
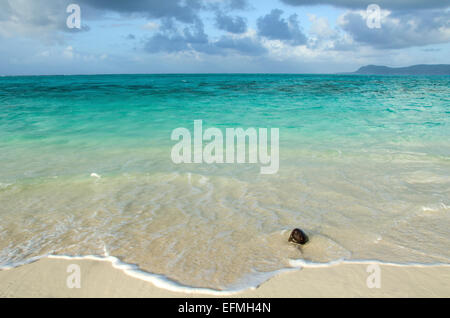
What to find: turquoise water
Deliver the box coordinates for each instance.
[0,74,449,290]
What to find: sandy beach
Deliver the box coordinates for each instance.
[0,257,448,298]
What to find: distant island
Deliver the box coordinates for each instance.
[344,64,450,75]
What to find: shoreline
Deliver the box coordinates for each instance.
[0,256,449,297]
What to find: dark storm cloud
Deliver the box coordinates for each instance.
[78,0,203,23]
[257,9,307,45]
[340,10,450,49]
[215,13,247,34]
[280,0,450,10]
[79,0,250,23]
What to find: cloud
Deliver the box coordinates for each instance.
[144,18,207,53]
[0,0,88,42]
[422,48,441,52]
[78,0,203,23]
[257,9,307,45]
[0,0,253,58]
[339,10,450,49]
[214,35,267,56]
[215,13,247,34]
[205,0,250,11]
[280,0,450,10]
[309,14,338,39]
[0,0,209,42]
[142,21,160,31]
[303,14,357,51]
[0,0,448,75]
[0,0,252,46]
[144,17,265,56]
[226,0,249,10]
[63,46,75,59]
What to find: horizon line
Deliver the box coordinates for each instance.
[2,72,449,77]
[3,63,450,78]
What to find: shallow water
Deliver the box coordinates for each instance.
[0,74,449,289]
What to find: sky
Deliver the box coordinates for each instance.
[0,0,449,75]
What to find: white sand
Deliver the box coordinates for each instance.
[0,257,449,297]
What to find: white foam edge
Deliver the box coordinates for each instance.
[289,258,450,268]
[1,254,449,295]
[0,253,278,296]
[49,254,253,295]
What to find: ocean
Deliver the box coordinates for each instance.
[0,74,449,291]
